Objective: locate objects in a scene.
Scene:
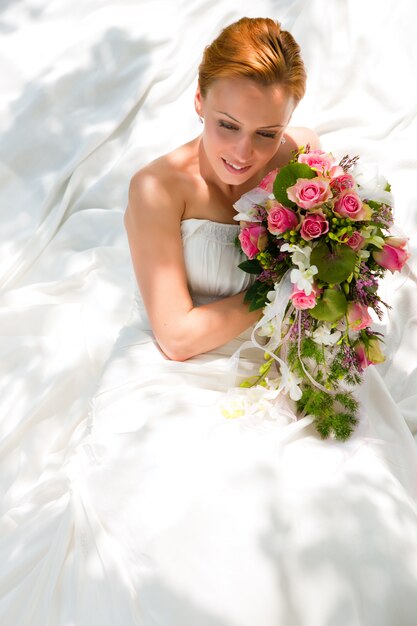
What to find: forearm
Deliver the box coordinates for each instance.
[158,291,261,361]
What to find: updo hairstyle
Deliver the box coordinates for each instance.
[198,17,306,103]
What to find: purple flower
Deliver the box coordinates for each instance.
[341,344,360,372]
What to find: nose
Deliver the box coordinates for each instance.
[233,134,253,163]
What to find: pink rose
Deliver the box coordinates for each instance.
[298,150,335,174]
[328,165,345,178]
[330,173,356,194]
[343,230,366,251]
[355,336,385,370]
[266,201,298,235]
[287,177,332,210]
[300,212,329,241]
[334,189,368,221]
[347,302,373,331]
[258,168,279,193]
[372,237,410,272]
[239,224,268,259]
[290,284,321,310]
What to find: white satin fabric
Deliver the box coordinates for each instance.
[2,218,417,626]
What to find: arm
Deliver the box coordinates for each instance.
[124,168,260,362]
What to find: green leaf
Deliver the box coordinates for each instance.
[244,281,270,311]
[310,287,347,322]
[273,163,316,208]
[310,242,356,283]
[367,200,382,210]
[238,259,263,274]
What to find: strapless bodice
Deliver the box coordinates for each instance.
[180,218,252,305]
[132,218,253,329]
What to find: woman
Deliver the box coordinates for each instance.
[124,17,319,362]
[3,16,417,626]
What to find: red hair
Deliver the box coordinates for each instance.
[198,17,306,102]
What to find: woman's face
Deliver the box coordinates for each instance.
[196,77,295,187]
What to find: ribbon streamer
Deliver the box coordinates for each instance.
[230,271,341,398]
[229,271,293,392]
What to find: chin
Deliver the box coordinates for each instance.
[217,158,259,186]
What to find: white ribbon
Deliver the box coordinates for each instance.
[295,311,338,395]
[229,271,339,399]
[229,271,293,392]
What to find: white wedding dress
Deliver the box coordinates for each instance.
[2,218,417,626]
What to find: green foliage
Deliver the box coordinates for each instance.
[287,342,302,372]
[329,356,346,381]
[296,383,359,441]
[299,387,330,416]
[310,288,347,322]
[314,411,358,441]
[311,242,357,283]
[285,337,360,440]
[243,281,270,311]
[345,372,362,386]
[238,259,263,274]
[272,163,316,207]
[301,337,325,363]
[335,393,359,413]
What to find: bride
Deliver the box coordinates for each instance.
[3,16,417,626]
[124,17,317,362]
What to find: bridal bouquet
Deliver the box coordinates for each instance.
[225,147,409,440]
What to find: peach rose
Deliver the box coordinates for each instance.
[239,224,268,259]
[300,212,329,241]
[266,201,298,235]
[355,336,385,370]
[287,177,332,210]
[347,302,373,331]
[372,237,410,272]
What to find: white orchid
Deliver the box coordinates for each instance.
[290,266,318,295]
[233,188,270,222]
[312,325,342,346]
[221,383,281,421]
[280,242,313,268]
[351,161,394,205]
[282,371,303,401]
[280,243,318,294]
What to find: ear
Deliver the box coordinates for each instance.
[194,83,203,117]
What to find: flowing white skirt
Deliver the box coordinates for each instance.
[2,303,417,626]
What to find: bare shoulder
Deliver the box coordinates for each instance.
[284,126,322,151]
[126,155,184,225]
[125,138,200,228]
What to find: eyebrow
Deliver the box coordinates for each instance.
[216,110,285,128]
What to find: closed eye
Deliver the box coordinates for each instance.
[218,120,238,131]
[218,120,276,139]
[257,131,277,139]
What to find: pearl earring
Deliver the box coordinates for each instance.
[281,136,286,144]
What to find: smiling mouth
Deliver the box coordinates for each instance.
[222,158,252,174]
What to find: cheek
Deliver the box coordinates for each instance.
[204,124,228,152]
[254,135,282,156]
